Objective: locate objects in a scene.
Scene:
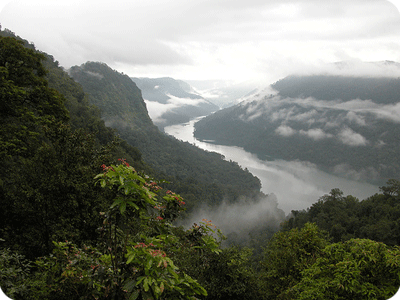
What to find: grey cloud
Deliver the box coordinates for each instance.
[345,111,366,126]
[299,128,333,140]
[2,0,400,81]
[291,109,318,122]
[239,94,398,148]
[371,102,400,123]
[84,70,104,79]
[275,125,296,137]
[60,34,193,67]
[242,94,400,129]
[333,163,381,181]
[338,127,368,146]
[282,97,400,124]
[181,194,283,239]
[145,95,207,124]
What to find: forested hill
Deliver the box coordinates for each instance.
[2,29,400,300]
[0,28,280,255]
[70,63,155,132]
[194,74,400,184]
[69,62,267,210]
[0,29,153,259]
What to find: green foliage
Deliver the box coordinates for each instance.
[30,241,114,300]
[290,239,400,300]
[125,237,207,300]
[261,223,329,299]
[41,50,147,173]
[94,161,209,299]
[283,182,400,246]
[0,36,68,158]
[3,29,400,300]
[0,32,149,260]
[0,35,104,258]
[260,223,400,300]
[380,178,400,198]
[1,123,116,258]
[0,245,32,299]
[69,62,265,211]
[196,246,261,300]
[2,162,215,300]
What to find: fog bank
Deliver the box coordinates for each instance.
[180,194,284,239]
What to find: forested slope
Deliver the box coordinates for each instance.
[0,29,149,259]
[194,74,400,183]
[0,31,279,300]
[1,29,400,300]
[69,62,265,210]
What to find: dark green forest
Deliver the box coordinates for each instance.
[1,30,400,300]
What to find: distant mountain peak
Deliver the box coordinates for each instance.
[131,77,218,129]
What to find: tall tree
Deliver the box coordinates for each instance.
[0,36,113,258]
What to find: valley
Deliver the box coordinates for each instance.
[2,28,400,300]
[194,75,400,185]
[165,117,380,214]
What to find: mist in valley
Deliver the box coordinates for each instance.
[165,117,380,215]
[178,193,284,243]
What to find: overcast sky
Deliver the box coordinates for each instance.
[1,0,400,83]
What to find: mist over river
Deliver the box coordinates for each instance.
[165,117,380,214]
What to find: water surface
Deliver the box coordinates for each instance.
[165,118,380,214]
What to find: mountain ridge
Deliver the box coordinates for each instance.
[194,74,400,184]
[131,76,219,129]
[69,61,273,213]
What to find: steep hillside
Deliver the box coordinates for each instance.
[70,63,155,132]
[194,75,400,184]
[0,31,145,258]
[131,77,218,129]
[0,29,147,169]
[70,62,269,211]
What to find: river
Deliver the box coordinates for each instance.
[165,117,380,214]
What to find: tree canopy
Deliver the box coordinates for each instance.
[283,181,400,246]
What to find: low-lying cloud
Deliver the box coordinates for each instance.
[243,95,400,124]
[274,121,368,147]
[145,94,208,124]
[299,128,333,141]
[240,94,399,147]
[181,194,284,240]
[338,127,368,146]
[333,163,381,181]
[275,125,296,137]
